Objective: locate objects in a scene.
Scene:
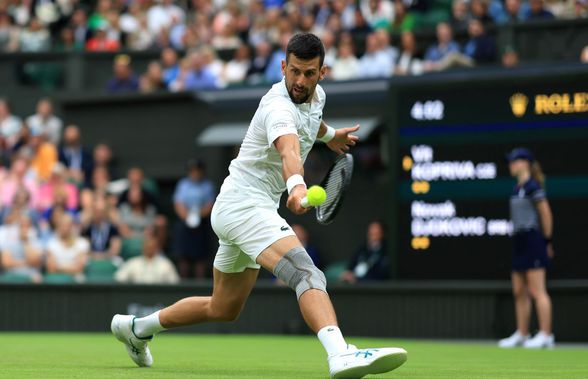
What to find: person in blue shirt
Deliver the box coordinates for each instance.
[499,148,555,349]
[173,159,216,278]
[463,19,496,64]
[425,23,461,63]
[525,0,555,20]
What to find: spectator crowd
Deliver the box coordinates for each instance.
[2,0,587,92]
[0,96,201,284]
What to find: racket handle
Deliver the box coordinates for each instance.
[300,197,310,208]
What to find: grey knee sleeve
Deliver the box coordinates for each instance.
[273,246,327,299]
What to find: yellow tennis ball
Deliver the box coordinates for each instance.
[307,185,327,206]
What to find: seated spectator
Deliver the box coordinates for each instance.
[0,188,40,226]
[29,129,58,182]
[321,29,338,65]
[358,32,393,78]
[246,40,272,85]
[168,57,192,92]
[69,8,90,50]
[201,46,225,86]
[147,0,186,36]
[0,216,43,283]
[139,61,166,93]
[0,98,23,151]
[331,40,360,80]
[425,23,461,64]
[339,220,390,283]
[526,0,556,19]
[0,155,39,210]
[504,0,528,22]
[264,33,290,83]
[463,19,496,64]
[0,12,19,52]
[82,196,121,262]
[127,13,155,51]
[59,124,94,188]
[360,0,394,30]
[184,50,219,90]
[161,47,180,87]
[106,54,139,93]
[46,213,89,280]
[25,98,63,145]
[88,0,111,31]
[173,159,215,279]
[116,167,159,210]
[471,0,495,25]
[395,31,424,76]
[292,224,323,270]
[118,186,157,238]
[211,19,243,50]
[18,17,50,52]
[451,0,471,31]
[93,142,118,180]
[38,163,78,212]
[223,45,251,85]
[85,22,120,52]
[390,0,416,33]
[423,23,473,72]
[115,230,179,284]
[375,28,399,67]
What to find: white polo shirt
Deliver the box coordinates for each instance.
[221,78,326,208]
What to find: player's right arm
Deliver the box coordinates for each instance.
[274,134,308,215]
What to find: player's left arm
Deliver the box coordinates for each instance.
[317,120,360,155]
[535,199,554,258]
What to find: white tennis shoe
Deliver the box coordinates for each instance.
[329,345,407,378]
[523,331,555,349]
[498,330,530,348]
[111,314,154,367]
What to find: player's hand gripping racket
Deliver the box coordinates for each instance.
[300,153,354,225]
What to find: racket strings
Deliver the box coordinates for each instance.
[317,156,352,223]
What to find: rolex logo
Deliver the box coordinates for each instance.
[510,93,529,117]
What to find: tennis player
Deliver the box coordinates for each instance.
[499,148,554,349]
[111,33,407,378]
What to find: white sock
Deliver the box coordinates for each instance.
[133,311,166,338]
[317,326,348,356]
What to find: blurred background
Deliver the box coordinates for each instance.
[0,0,587,342]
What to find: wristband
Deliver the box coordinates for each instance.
[318,125,336,143]
[545,237,552,244]
[286,174,306,194]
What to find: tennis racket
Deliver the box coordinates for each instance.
[302,153,354,225]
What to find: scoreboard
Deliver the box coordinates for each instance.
[389,68,588,280]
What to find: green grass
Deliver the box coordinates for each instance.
[0,333,586,378]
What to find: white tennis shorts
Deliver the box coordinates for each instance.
[211,193,295,273]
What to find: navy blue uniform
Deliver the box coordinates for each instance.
[510,179,549,271]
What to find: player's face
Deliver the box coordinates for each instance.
[282,55,326,104]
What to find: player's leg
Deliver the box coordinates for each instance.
[158,267,258,327]
[256,235,337,332]
[523,268,554,348]
[256,235,406,378]
[499,271,531,347]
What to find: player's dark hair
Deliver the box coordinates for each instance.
[286,33,325,67]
